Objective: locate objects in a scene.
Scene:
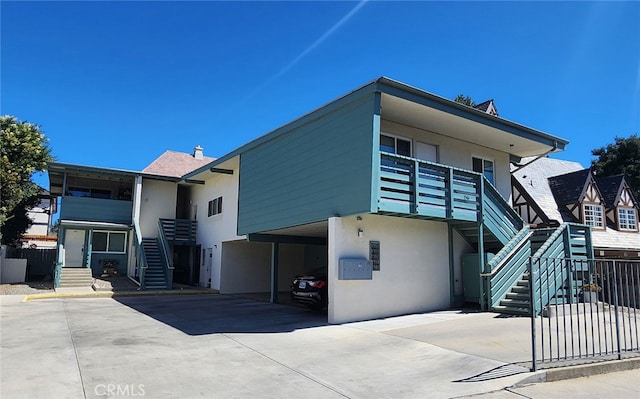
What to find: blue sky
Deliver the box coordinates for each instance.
[2,1,639,190]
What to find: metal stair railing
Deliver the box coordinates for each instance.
[133,219,147,290]
[529,223,594,315]
[157,219,174,290]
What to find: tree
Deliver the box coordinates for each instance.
[454,94,476,107]
[0,116,53,246]
[591,134,640,200]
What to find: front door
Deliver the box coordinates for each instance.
[64,229,85,267]
[416,142,438,163]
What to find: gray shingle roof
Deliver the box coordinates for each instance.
[512,157,584,222]
[548,169,591,206]
[595,174,624,207]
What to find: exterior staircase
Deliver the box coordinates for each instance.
[159,219,197,244]
[375,152,594,317]
[141,238,169,290]
[493,274,531,315]
[58,268,93,288]
[491,224,592,315]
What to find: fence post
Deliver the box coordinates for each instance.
[612,260,622,360]
[529,257,537,371]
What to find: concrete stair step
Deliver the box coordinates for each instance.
[493,305,530,316]
[59,268,93,287]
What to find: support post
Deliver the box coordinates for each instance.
[270,242,279,303]
[448,224,455,307]
[477,175,486,310]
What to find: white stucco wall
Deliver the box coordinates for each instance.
[139,179,177,237]
[191,157,243,289]
[328,214,451,324]
[381,120,512,201]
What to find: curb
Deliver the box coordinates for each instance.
[516,357,640,385]
[21,289,219,303]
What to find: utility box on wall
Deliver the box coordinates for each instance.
[339,258,372,280]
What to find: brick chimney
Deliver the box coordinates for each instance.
[193,145,204,160]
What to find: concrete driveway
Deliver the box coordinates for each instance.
[0,294,600,398]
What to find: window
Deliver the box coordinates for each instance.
[472,157,495,185]
[583,204,604,228]
[67,187,112,199]
[618,208,637,231]
[380,134,411,157]
[208,197,223,217]
[92,231,127,253]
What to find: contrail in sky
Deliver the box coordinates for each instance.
[272,0,370,81]
[238,0,370,103]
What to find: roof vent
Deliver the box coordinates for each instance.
[193,145,204,160]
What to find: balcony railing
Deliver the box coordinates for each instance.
[378,152,484,221]
[60,196,133,224]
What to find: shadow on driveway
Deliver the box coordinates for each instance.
[114,294,328,335]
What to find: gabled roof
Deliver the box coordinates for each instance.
[513,157,640,252]
[473,99,499,116]
[595,174,625,207]
[548,169,592,206]
[511,157,584,222]
[143,150,215,178]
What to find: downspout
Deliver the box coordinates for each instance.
[511,141,558,173]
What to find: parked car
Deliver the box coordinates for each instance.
[290,268,328,310]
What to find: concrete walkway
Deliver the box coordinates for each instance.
[1,294,638,398]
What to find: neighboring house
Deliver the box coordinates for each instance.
[48,146,213,289]
[473,99,499,116]
[512,156,640,259]
[49,77,588,323]
[20,186,57,249]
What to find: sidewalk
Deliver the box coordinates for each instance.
[458,367,640,398]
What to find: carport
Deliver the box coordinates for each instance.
[246,221,328,304]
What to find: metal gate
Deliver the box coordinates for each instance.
[529,258,640,370]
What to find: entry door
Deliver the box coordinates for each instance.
[64,229,85,267]
[416,142,438,163]
[202,248,213,288]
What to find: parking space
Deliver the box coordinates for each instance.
[2,294,546,398]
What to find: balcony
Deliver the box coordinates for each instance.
[377,152,482,222]
[60,196,133,224]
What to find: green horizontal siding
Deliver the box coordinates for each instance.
[238,94,377,235]
[60,197,132,224]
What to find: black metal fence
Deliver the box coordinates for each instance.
[529,257,640,370]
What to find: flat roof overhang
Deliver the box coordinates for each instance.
[59,220,131,229]
[378,81,567,158]
[47,162,180,196]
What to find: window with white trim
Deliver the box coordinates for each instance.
[583,204,604,228]
[618,207,637,231]
[92,231,127,253]
[472,157,495,185]
[380,134,411,157]
[208,197,222,217]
